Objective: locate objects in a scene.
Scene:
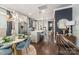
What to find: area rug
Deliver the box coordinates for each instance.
[21,44,37,55]
[27,44,37,55]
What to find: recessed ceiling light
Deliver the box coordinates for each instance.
[41,9,46,13]
[28,13,32,16]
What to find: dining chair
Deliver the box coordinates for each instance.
[0,44,12,55]
[16,39,31,51]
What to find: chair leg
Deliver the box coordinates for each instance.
[12,43,17,55]
[26,48,29,55]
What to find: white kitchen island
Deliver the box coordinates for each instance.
[30,30,44,43]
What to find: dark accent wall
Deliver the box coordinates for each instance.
[55,8,72,34]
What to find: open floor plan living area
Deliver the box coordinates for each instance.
[0,4,79,55]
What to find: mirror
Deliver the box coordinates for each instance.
[0,14,7,37]
[57,19,69,30]
[57,19,69,35]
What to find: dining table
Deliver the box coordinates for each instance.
[0,36,28,55]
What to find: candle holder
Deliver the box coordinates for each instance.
[66,20,75,36]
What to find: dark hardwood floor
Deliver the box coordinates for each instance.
[31,34,58,55]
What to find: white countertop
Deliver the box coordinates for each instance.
[32,30,44,32]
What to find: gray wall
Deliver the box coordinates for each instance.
[73,4,79,47]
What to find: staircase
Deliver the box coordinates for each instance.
[56,34,79,55]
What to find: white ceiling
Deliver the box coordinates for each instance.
[0,4,71,20]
